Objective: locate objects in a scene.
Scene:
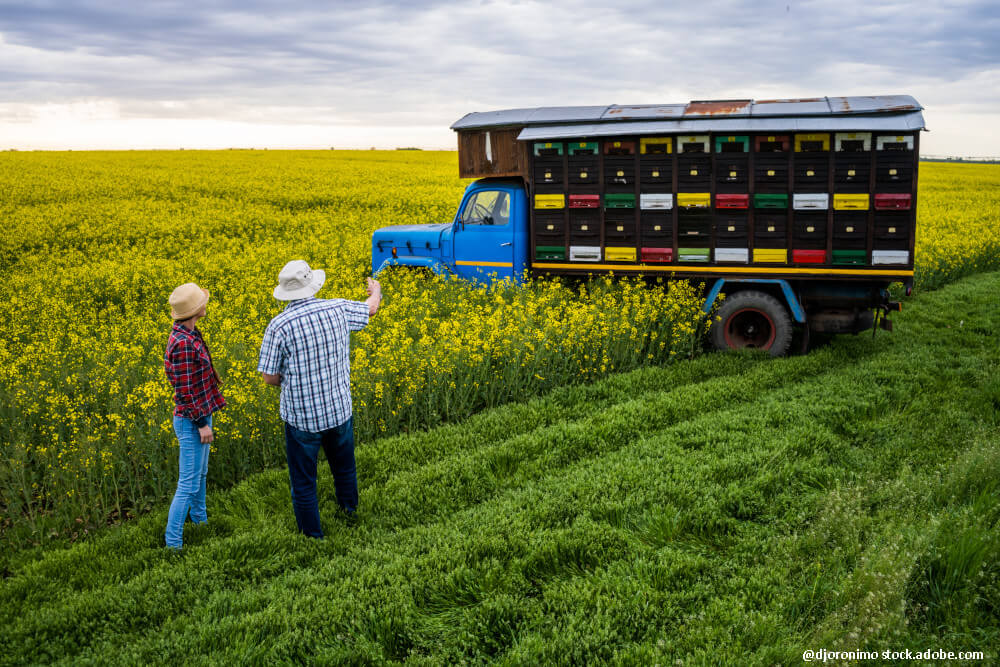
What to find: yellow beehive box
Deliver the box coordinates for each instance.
[640,137,673,154]
[795,133,830,151]
[676,193,711,209]
[753,249,787,263]
[833,194,869,210]
[534,194,565,209]
[605,247,637,262]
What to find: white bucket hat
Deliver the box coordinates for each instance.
[273,260,326,301]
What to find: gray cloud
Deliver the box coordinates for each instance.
[0,0,997,130]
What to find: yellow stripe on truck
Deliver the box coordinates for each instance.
[455,261,514,268]
[531,263,913,277]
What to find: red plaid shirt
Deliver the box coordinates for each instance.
[164,323,226,424]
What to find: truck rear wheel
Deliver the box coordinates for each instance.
[711,290,792,357]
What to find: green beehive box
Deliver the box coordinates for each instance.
[832,249,867,265]
[678,247,711,262]
[533,142,564,157]
[753,194,789,209]
[714,135,749,153]
[604,194,636,209]
[536,246,566,260]
[568,141,598,156]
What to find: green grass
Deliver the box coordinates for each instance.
[2,271,999,665]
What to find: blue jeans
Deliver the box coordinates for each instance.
[165,415,212,549]
[284,417,358,538]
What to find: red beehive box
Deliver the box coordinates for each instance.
[793,249,826,264]
[715,194,749,209]
[640,247,673,263]
[569,194,601,209]
[874,193,912,210]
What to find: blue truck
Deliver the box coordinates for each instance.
[372,96,924,355]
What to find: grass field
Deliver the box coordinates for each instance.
[1,268,998,665]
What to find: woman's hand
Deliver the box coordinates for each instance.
[198,425,214,444]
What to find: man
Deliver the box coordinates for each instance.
[258,259,381,538]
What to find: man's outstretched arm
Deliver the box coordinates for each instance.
[366,277,382,317]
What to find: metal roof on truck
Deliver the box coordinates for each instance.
[450,95,925,133]
[516,113,925,139]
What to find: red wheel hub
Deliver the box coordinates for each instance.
[723,308,777,350]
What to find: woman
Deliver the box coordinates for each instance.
[163,282,226,549]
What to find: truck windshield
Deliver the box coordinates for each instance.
[460,190,510,226]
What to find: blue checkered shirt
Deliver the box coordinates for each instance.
[257,296,369,433]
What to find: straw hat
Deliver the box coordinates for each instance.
[273,260,326,301]
[169,283,210,320]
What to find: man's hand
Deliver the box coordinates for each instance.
[198,425,214,444]
[262,372,282,386]
[366,277,382,316]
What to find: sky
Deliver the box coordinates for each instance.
[0,0,998,156]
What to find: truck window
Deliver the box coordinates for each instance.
[460,190,510,226]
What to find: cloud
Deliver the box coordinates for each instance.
[0,0,997,151]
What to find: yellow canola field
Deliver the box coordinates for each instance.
[1,151,997,543]
[913,162,1000,288]
[0,150,708,539]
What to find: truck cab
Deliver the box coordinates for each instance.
[371,178,530,283]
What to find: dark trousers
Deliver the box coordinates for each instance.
[283,417,358,538]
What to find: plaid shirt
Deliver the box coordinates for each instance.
[164,323,226,425]
[257,297,369,433]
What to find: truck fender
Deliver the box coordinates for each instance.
[703,278,806,324]
[374,256,452,278]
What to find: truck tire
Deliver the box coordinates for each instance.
[711,290,793,357]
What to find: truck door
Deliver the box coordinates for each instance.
[452,188,517,283]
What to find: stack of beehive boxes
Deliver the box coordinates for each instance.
[530,132,917,269]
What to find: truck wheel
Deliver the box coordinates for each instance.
[711,290,792,357]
